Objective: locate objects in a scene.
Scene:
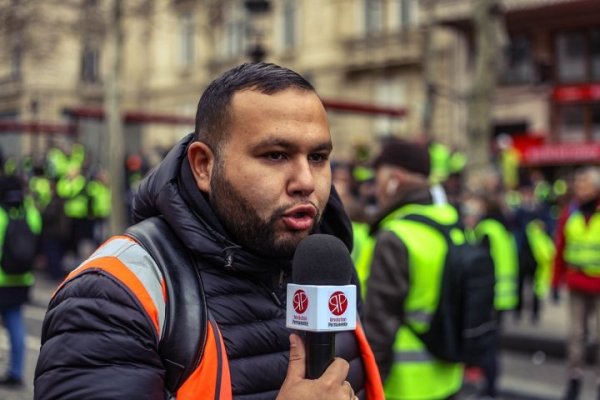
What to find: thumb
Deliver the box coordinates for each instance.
[285,333,306,383]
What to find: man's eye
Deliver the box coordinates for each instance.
[265,152,287,161]
[309,153,329,163]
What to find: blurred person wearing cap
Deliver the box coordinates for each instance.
[363,138,463,400]
[552,167,600,400]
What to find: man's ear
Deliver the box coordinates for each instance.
[187,141,214,193]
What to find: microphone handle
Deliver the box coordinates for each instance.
[305,332,335,379]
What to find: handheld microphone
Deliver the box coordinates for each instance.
[286,234,357,379]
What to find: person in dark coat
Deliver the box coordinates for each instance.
[34,63,384,400]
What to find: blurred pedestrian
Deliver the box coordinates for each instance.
[363,138,463,400]
[40,179,70,281]
[552,167,600,400]
[86,168,111,245]
[467,192,518,399]
[332,161,373,298]
[56,167,92,267]
[513,180,555,324]
[0,174,41,387]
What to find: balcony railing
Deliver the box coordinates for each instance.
[342,29,423,72]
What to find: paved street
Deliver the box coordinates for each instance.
[0,274,595,399]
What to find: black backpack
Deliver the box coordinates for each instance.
[1,206,39,275]
[403,214,497,364]
[125,217,207,397]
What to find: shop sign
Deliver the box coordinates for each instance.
[552,84,600,103]
[522,142,600,165]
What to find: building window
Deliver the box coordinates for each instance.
[364,0,384,35]
[502,35,534,85]
[81,43,100,83]
[558,105,586,142]
[281,0,297,50]
[556,32,587,83]
[398,0,417,29]
[222,3,246,58]
[180,13,195,67]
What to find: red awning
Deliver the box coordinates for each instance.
[520,142,600,166]
[552,84,600,103]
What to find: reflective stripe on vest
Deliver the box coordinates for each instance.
[63,236,166,336]
[475,219,518,311]
[385,323,463,400]
[564,212,600,275]
[60,235,385,399]
[379,204,463,400]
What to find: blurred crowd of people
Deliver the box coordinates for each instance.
[1,130,599,399]
[0,142,152,281]
[333,137,599,400]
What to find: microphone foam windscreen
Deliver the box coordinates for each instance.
[292,234,353,285]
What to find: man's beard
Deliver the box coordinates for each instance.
[209,162,321,259]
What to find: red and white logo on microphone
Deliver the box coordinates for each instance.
[293,289,309,314]
[328,291,348,316]
[286,284,356,331]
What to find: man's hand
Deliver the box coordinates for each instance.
[277,334,357,400]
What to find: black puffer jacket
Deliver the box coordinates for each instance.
[35,134,366,400]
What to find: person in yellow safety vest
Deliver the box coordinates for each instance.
[526,220,555,304]
[364,137,463,400]
[467,193,518,399]
[46,146,69,179]
[86,169,111,245]
[0,175,42,387]
[428,141,451,185]
[552,167,600,400]
[29,167,52,212]
[56,168,92,261]
[67,143,86,175]
[497,133,520,191]
[3,157,17,176]
[331,161,375,300]
[351,221,375,299]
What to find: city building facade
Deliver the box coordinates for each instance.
[0,0,598,171]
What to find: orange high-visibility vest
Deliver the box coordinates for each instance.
[60,236,385,399]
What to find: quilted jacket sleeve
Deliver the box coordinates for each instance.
[34,271,166,400]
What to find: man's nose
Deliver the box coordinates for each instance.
[288,158,315,197]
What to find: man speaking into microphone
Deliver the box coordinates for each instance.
[35,63,383,400]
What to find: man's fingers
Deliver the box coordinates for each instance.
[319,357,350,385]
[284,333,306,383]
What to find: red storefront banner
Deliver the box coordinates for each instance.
[552,84,600,103]
[520,142,600,166]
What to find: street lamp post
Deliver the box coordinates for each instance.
[244,0,271,63]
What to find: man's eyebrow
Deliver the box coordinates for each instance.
[251,137,333,152]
